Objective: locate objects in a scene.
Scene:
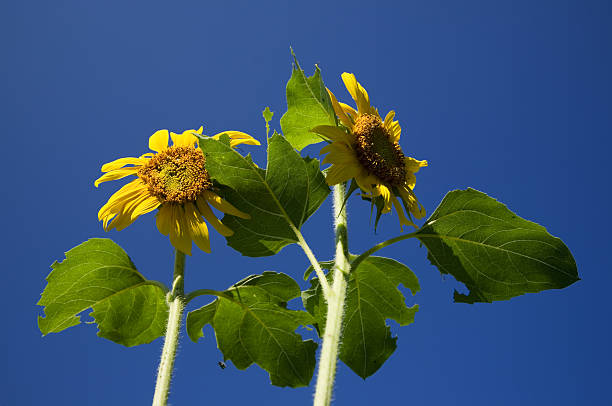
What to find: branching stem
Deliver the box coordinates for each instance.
[313,183,350,406]
[152,250,186,406]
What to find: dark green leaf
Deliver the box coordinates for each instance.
[37,239,168,347]
[199,133,329,257]
[416,188,579,303]
[186,272,317,388]
[279,51,335,151]
[302,256,419,379]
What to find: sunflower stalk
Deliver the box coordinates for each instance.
[152,250,186,406]
[313,183,350,406]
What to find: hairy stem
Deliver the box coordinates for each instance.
[313,183,350,406]
[152,250,186,406]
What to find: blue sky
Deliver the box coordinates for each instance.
[2,0,611,404]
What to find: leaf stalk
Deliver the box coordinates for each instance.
[184,288,232,304]
[293,225,332,298]
[350,232,418,272]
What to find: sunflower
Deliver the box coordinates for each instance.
[94,127,259,255]
[311,73,428,230]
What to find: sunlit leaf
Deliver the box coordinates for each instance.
[280,50,335,151]
[186,272,317,388]
[303,256,419,379]
[199,133,329,257]
[37,238,168,347]
[262,106,274,124]
[416,188,579,303]
[262,106,273,137]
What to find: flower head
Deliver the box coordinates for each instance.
[311,73,427,230]
[95,127,259,254]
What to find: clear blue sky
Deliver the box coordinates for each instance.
[2,0,610,404]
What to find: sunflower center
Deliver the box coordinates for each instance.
[138,146,212,203]
[353,114,406,186]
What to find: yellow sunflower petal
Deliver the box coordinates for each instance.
[338,102,359,120]
[169,204,192,255]
[341,72,371,115]
[156,204,173,235]
[131,193,161,219]
[384,110,395,127]
[108,190,158,231]
[98,179,147,221]
[149,129,169,152]
[327,88,353,129]
[320,143,334,155]
[106,194,145,231]
[325,163,362,186]
[405,157,428,174]
[392,196,416,231]
[311,125,353,145]
[94,167,139,187]
[399,186,426,219]
[191,220,211,253]
[375,185,393,213]
[341,72,359,101]
[100,181,149,228]
[184,202,211,253]
[107,211,133,231]
[405,172,417,189]
[211,131,260,148]
[227,132,260,147]
[412,201,426,219]
[354,173,380,193]
[101,213,116,230]
[389,122,402,143]
[357,82,370,106]
[195,198,233,237]
[100,157,147,173]
[321,144,359,166]
[171,130,197,147]
[202,191,250,219]
[381,111,400,142]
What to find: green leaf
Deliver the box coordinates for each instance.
[262,106,273,138]
[199,132,330,257]
[279,50,335,151]
[302,256,419,379]
[416,188,579,303]
[262,106,274,124]
[186,272,317,388]
[37,238,168,347]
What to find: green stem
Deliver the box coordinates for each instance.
[292,225,332,297]
[313,183,350,406]
[152,250,186,406]
[184,288,231,304]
